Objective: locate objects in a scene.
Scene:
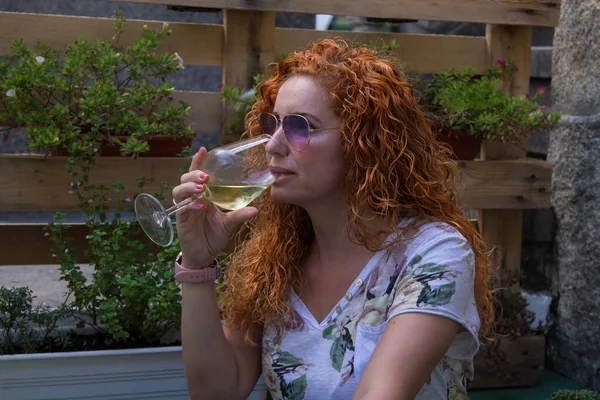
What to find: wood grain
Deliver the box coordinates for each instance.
[0,155,551,211]
[107,0,560,27]
[479,24,534,286]
[172,91,222,133]
[0,155,186,212]
[221,10,275,143]
[275,29,488,74]
[457,159,551,210]
[471,335,545,389]
[0,12,223,66]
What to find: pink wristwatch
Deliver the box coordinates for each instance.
[174,252,220,283]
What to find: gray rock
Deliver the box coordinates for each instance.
[552,1,600,116]
[547,121,600,390]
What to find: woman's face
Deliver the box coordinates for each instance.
[265,75,346,207]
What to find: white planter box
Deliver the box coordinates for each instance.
[0,346,267,400]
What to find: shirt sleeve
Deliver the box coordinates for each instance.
[387,224,481,358]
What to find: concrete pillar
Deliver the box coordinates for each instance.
[547,0,600,391]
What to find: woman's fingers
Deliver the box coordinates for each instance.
[180,169,209,185]
[189,147,208,172]
[172,181,207,204]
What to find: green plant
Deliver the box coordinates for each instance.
[45,177,183,346]
[220,73,264,143]
[492,287,537,337]
[424,61,561,143]
[0,286,72,355]
[550,389,600,400]
[0,11,193,157]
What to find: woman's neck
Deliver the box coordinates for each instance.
[303,198,388,270]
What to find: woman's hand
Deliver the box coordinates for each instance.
[173,147,259,269]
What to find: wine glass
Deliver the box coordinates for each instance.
[134,134,274,247]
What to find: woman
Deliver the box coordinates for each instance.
[173,38,492,400]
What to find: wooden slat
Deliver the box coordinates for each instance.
[0,155,551,212]
[471,336,545,389]
[479,24,534,286]
[221,10,275,143]
[0,12,223,66]
[0,155,186,212]
[0,224,157,266]
[457,159,551,209]
[110,0,560,27]
[0,90,221,134]
[173,91,222,133]
[275,29,488,74]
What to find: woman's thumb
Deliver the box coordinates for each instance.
[223,206,259,234]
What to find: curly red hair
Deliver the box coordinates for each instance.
[218,38,493,344]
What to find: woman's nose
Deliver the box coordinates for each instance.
[265,124,288,155]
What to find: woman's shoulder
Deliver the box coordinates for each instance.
[392,217,470,253]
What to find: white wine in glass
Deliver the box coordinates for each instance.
[135,134,274,247]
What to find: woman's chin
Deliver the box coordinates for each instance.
[270,188,304,206]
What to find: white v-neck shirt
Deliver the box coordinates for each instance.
[261,221,480,400]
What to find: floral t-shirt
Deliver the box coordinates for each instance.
[261,220,480,400]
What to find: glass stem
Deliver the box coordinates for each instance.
[165,193,206,217]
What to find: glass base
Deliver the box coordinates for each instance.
[134,193,174,247]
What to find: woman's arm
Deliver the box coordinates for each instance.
[182,282,262,400]
[353,312,459,400]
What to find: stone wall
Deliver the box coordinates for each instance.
[546,0,600,390]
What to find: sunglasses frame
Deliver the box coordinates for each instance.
[260,113,339,151]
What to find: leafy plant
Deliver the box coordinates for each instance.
[491,287,537,337]
[0,11,193,158]
[423,61,561,143]
[550,389,600,400]
[45,178,182,346]
[220,73,264,144]
[0,286,72,355]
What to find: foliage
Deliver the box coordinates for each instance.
[492,287,537,337]
[550,389,600,400]
[0,286,72,355]
[423,60,561,143]
[0,11,193,157]
[220,73,264,143]
[45,177,182,346]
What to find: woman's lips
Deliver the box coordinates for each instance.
[269,167,295,182]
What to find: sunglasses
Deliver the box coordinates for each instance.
[259,113,339,151]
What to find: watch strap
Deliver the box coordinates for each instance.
[174,252,220,283]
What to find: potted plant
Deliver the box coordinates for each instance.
[0,179,267,399]
[0,11,194,158]
[469,284,549,390]
[0,12,266,397]
[421,61,561,159]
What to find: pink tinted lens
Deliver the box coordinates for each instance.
[259,114,278,135]
[282,115,309,150]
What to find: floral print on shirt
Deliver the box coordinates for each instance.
[262,221,480,400]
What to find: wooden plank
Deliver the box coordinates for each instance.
[221,10,275,143]
[0,12,223,66]
[479,24,534,286]
[457,159,551,210]
[0,155,551,211]
[275,29,488,74]
[173,91,222,133]
[0,224,163,266]
[471,335,545,389]
[109,0,560,27]
[482,25,533,160]
[0,90,221,134]
[0,155,186,212]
